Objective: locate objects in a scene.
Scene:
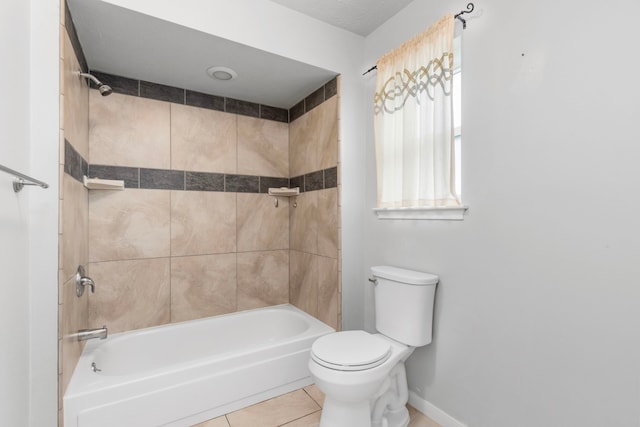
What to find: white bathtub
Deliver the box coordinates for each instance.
[64,304,334,427]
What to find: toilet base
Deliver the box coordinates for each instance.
[318,398,410,427]
[319,397,370,427]
[373,406,410,427]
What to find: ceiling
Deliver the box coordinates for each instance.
[269,0,414,37]
[66,0,413,109]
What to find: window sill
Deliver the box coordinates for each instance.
[373,205,468,220]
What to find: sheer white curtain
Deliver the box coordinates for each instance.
[374,14,460,208]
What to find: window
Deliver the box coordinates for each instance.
[373,16,467,220]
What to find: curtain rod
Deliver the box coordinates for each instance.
[0,163,49,193]
[362,2,474,76]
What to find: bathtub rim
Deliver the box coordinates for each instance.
[83,303,323,379]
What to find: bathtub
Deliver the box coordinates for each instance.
[64,304,334,427]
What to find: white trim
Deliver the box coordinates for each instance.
[373,205,468,220]
[409,391,468,427]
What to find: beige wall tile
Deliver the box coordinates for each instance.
[63,33,89,159]
[88,258,171,333]
[171,104,237,173]
[289,191,317,254]
[237,116,288,177]
[89,92,170,168]
[226,389,320,427]
[61,174,88,282]
[171,191,236,256]
[60,276,88,396]
[290,251,318,317]
[60,93,65,132]
[171,254,237,322]
[89,189,170,262]
[315,97,339,171]
[60,0,65,27]
[237,250,289,311]
[289,112,311,178]
[289,97,338,177]
[317,188,338,258]
[316,256,339,330]
[237,194,288,252]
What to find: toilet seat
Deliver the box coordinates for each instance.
[311,331,391,371]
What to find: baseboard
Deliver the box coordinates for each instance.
[408,391,467,427]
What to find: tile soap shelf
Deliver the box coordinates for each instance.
[83,176,125,190]
[268,187,300,197]
[268,187,299,208]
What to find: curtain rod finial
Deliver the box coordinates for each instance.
[454,2,475,28]
[363,65,378,76]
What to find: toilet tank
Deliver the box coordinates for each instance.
[371,266,439,347]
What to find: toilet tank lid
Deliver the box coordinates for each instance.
[371,266,438,285]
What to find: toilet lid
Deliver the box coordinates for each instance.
[311,331,391,371]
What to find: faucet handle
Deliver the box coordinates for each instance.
[75,265,96,297]
[80,277,95,293]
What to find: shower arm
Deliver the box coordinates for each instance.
[79,72,102,86]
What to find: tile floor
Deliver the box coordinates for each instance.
[193,385,441,427]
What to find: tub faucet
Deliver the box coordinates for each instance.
[75,265,96,297]
[77,326,108,341]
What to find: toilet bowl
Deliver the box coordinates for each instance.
[309,266,438,427]
[309,331,414,427]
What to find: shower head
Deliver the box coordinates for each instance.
[98,84,113,96]
[79,72,113,96]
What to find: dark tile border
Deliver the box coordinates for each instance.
[289,175,304,191]
[261,105,289,123]
[186,90,225,112]
[289,101,306,122]
[226,174,259,193]
[260,177,289,194]
[73,161,337,194]
[226,99,260,118]
[83,71,338,124]
[88,165,139,188]
[285,167,338,193]
[140,168,185,190]
[140,81,185,104]
[290,76,339,121]
[304,170,324,192]
[87,70,289,123]
[186,171,224,192]
[324,166,338,189]
[305,87,325,112]
[64,140,88,183]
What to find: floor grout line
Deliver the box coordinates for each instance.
[276,409,322,427]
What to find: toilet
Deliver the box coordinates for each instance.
[309,266,438,427]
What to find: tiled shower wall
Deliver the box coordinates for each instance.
[85,91,294,332]
[83,79,340,335]
[289,95,341,329]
